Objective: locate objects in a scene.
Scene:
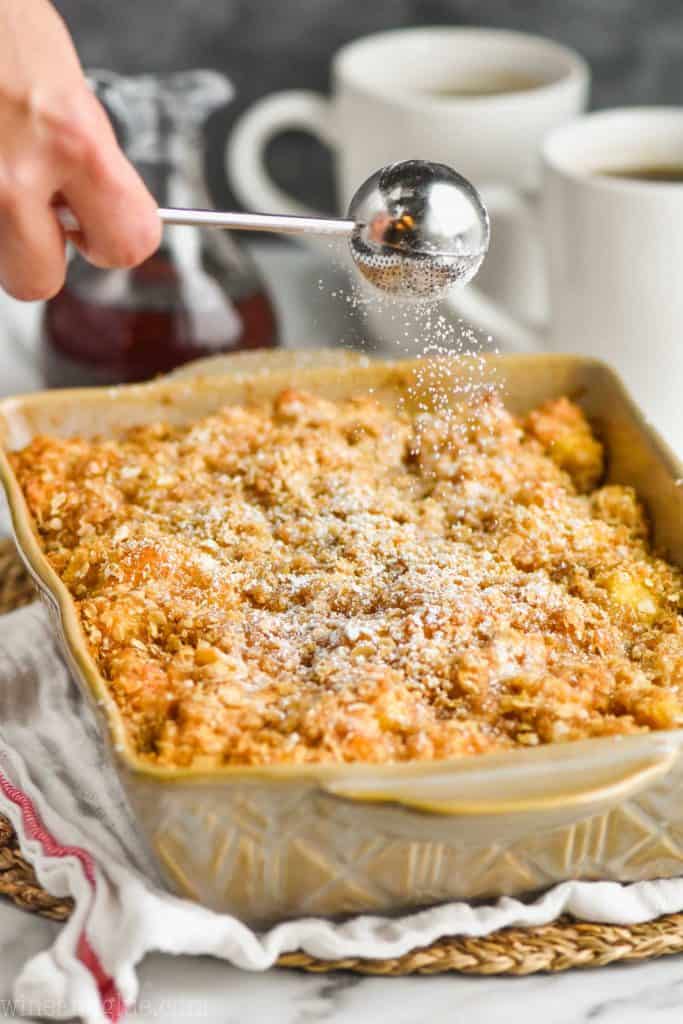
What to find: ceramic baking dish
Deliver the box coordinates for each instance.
[2,352,683,927]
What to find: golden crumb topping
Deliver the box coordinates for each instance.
[10,388,683,768]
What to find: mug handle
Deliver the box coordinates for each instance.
[226,90,335,246]
[451,184,546,353]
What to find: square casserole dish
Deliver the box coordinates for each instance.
[2,352,683,927]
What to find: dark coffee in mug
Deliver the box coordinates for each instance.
[598,164,683,183]
[425,72,544,98]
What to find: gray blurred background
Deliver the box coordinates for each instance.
[55,0,683,212]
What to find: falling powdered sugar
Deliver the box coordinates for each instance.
[321,257,503,458]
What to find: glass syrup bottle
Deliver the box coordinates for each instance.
[42,70,278,387]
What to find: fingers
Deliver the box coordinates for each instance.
[0,192,66,301]
[0,88,160,300]
[60,96,161,270]
[0,0,160,300]
[62,157,161,270]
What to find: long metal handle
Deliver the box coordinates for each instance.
[56,204,355,240]
[160,208,355,238]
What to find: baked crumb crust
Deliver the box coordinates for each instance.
[11,388,683,768]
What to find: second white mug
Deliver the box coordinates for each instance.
[547,108,683,449]
[458,107,683,450]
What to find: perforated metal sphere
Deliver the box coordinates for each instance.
[347,160,489,300]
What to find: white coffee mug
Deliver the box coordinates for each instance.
[226,26,589,340]
[534,108,683,449]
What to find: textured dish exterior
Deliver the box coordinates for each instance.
[2,352,683,926]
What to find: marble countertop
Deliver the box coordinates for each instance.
[2,898,683,1024]
[1,243,682,1023]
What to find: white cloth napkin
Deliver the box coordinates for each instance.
[3,602,683,1024]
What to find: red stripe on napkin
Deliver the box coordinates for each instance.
[0,770,126,1022]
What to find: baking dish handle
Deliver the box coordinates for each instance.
[321,745,679,816]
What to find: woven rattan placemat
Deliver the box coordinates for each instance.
[2,538,683,975]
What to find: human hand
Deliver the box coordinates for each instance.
[0,0,161,301]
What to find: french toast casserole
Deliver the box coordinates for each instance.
[10,384,683,770]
